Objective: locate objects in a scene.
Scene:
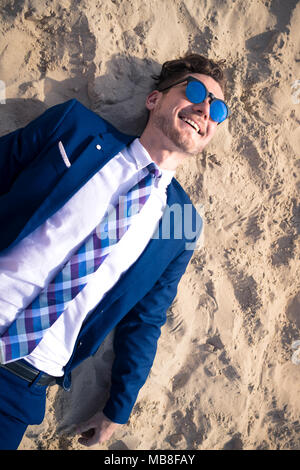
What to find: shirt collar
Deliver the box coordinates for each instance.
[128,138,176,185]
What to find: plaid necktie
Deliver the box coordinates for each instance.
[0,162,161,363]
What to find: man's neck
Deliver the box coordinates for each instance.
[139,129,190,171]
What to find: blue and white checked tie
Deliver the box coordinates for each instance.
[0,162,161,363]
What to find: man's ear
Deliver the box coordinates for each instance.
[145,90,161,111]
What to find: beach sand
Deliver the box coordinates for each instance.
[0,0,299,450]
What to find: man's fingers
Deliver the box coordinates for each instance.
[76,418,95,435]
[78,431,99,447]
[76,411,120,447]
[80,428,95,439]
[77,423,100,447]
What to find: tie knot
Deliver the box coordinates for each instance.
[147,162,162,179]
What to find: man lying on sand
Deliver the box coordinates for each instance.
[0,53,229,449]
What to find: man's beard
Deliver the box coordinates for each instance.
[152,111,203,156]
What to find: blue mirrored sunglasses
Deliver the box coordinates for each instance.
[159,76,230,124]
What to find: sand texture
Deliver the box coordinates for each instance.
[0,0,299,450]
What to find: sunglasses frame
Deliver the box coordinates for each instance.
[158,75,231,124]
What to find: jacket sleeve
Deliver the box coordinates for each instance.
[0,99,77,194]
[102,244,195,424]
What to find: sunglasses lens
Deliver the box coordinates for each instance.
[185,78,229,123]
[186,80,206,103]
[210,100,228,123]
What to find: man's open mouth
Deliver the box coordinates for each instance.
[178,115,202,135]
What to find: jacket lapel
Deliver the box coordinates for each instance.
[13,131,134,246]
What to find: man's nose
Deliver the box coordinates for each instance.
[192,98,210,120]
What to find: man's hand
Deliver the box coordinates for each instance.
[76,411,121,447]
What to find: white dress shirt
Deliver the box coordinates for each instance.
[0,139,174,376]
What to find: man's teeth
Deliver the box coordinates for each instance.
[181,117,200,134]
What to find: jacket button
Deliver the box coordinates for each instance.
[96,144,101,150]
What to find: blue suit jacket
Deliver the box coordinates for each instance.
[0,99,202,423]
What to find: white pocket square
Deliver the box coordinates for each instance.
[58,141,71,168]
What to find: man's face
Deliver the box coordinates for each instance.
[146,73,225,155]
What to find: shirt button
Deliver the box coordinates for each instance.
[96,144,101,150]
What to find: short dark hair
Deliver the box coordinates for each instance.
[152,53,226,95]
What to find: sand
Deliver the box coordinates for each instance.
[0,0,299,450]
